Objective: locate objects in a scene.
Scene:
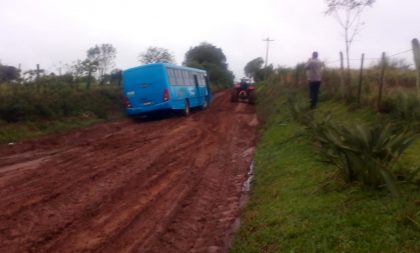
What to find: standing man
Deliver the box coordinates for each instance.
[305,52,325,109]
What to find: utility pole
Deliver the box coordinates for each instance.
[36,64,41,80]
[58,61,62,76]
[36,64,41,93]
[262,37,275,68]
[412,38,420,98]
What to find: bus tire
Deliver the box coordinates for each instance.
[201,96,209,110]
[183,100,190,116]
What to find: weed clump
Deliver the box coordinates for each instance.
[287,94,419,197]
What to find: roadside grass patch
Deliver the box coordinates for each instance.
[0,115,121,144]
[0,85,125,143]
[231,94,420,252]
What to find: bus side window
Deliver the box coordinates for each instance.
[189,71,194,86]
[175,70,182,85]
[199,74,205,86]
[182,71,189,85]
[187,72,193,86]
[167,68,175,85]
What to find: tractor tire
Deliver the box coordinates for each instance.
[248,91,256,105]
[230,91,239,103]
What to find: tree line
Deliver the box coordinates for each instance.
[0,42,247,89]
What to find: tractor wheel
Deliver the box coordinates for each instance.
[231,90,239,102]
[248,91,256,105]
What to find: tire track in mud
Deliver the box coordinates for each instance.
[0,126,201,252]
[147,97,256,253]
[36,127,208,253]
[0,90,257,253]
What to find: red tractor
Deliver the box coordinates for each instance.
[230,78,256,105]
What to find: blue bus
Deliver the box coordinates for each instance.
[122,63,212,116]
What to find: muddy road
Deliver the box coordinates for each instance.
[0,90,257,253]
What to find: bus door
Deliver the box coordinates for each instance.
[193,74,202,105]
[204,75,212,103]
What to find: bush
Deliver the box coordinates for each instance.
[386,92,420,121]
[0,84,123,122]
[287,96,418,197]
[313,121,417,197]
[255,81,285,123]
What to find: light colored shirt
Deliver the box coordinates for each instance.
[305,58,324,82]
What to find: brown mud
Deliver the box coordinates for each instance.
[0,90,257,253]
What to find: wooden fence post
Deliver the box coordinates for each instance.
[339,52,345,98]
[377,52,386,111]
[412,38,420,98]
[295,64,300,87]
[357,53,365,106]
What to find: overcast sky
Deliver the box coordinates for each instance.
[1,0,419,79]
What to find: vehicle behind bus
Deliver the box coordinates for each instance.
[123,63,212,116]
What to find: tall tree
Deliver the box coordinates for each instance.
[87,44,117,78]
[81,59,98,89]
[244,57,264,81]
[69,60,86,81]
[325,0,375,88]
[0,64,20,82]
[138,47,175,64]
[23,68,45,82]
[184,42,234,87]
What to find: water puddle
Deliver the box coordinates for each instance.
[240,160,254,208]
[223,159,255,252]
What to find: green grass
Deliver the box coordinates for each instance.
[230,95,420,253]
[0,82,125,143]
[0,114,121,144]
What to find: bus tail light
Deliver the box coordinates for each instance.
[163,89,170,101]
[123,96,132,108]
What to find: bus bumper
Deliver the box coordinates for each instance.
[126,102,172,116]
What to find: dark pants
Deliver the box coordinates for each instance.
[308,81,321,109]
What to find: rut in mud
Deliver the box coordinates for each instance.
[0,90,257,253]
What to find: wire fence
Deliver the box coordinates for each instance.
[326,48,414,66]
[280,39,420,113]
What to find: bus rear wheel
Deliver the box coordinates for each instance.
[201,96,209,110]
[183,100,190,116]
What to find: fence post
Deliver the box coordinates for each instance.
[357,53,365,106]
[377,52,386,111]
[412,38,420,98]
[339,52,345,98]
[295,64,300,87]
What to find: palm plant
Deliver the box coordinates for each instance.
[313,122,416,197]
